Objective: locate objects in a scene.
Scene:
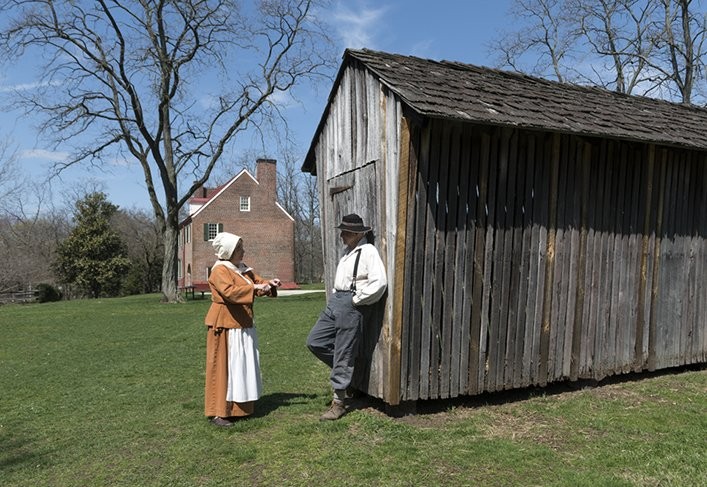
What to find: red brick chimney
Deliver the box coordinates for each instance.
[256,158,277,198]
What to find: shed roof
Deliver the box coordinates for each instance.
[302,48,707,173]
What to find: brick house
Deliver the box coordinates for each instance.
[178,158,296,293]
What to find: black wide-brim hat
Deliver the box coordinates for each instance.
[336,213,371,233]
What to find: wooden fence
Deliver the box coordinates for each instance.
[0,290,38,305]
[398,120,706,402]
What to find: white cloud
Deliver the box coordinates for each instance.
[19,148,69,162]
[331,1,389,49]
[268,89,297,108]
[0,80,60,93]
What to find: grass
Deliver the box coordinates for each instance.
[1,294,705,487]
[294,281,326,291]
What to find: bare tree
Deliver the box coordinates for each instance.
[490,0,578,82]
[275,149,322,283]
[492,0,706,104]
[296,171,322,283]
[0,136,70,293]
[113,207,164,294]
[0,205,69,293]
[648,0,706,103]
[0,0,335,302]
[0,137,21,205]
[570,0,658,93]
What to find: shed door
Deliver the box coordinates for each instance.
[325,161,380,286]
[328,161,379,227]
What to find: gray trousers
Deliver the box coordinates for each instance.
[306,291,365,391]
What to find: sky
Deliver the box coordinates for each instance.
[0,0,514,213]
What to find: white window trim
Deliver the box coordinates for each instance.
[240,196,251,212]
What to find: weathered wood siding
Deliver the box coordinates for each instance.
[399,118,707,402]
[306,51,707,406]
[310,62,402,398]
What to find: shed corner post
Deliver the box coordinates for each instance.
[385,115,413,407]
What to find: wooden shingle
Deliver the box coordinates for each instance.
[304,48,707,175]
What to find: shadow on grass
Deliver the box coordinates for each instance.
[253,392,319,418]
[0,431,52,472]
[346,362,707,418]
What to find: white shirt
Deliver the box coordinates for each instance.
[332,241,387,306]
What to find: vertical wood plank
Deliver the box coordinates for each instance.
[500,129,520,390]
[595,140,614,379]
[491,128,514,391]
[420,120,443,398]
[511,131,531,388]
[634,145,654,371]
[530,134,550,385]
[539,133,561,385]
[430,122,452,398]
[481,127,501,391]
[440,123,462,398]
[521,133,540,384]
[561,137,582,379]
[454,124,474,395]
[582,141,603,377]
[550,135,571,381]
[610,143,629,374]
[570,141,591,380]
[648,149,667,371]
[698,155,707,362]
[683,153,698,363]
[468,129,491,393]
[410,125,432,398]
[444,123,465,397]
[465,126,484,395]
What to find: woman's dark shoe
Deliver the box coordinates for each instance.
[210,416,234,427]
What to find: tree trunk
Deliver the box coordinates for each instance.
[161,221,181,303]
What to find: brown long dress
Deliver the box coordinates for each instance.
[204,263,271,418]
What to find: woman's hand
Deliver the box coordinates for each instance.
[254,283,271,292]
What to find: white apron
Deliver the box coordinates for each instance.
[226,327,262,402]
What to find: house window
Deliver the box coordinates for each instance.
[185,224,191,243]
[203,223,223,241]
[178,259,182,279]
[240,196,251,212]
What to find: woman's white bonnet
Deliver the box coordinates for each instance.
[212,232,241,260]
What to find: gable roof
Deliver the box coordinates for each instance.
[179,169,258,227]
[180,168,295,227]
[303,48,707,173]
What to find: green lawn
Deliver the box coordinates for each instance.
[1,294,705,486]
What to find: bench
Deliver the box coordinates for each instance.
[180,285,208,299]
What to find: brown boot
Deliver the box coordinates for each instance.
[319,400,346,421]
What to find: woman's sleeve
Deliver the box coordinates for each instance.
[210,266,254,304]
[249,271,275,297]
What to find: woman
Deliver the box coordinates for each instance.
[204,232,281,427]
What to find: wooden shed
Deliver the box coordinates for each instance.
[301,49,707,406]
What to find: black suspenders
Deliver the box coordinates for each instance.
[349,249,362,292]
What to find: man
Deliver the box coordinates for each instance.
[306,213,388,420]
